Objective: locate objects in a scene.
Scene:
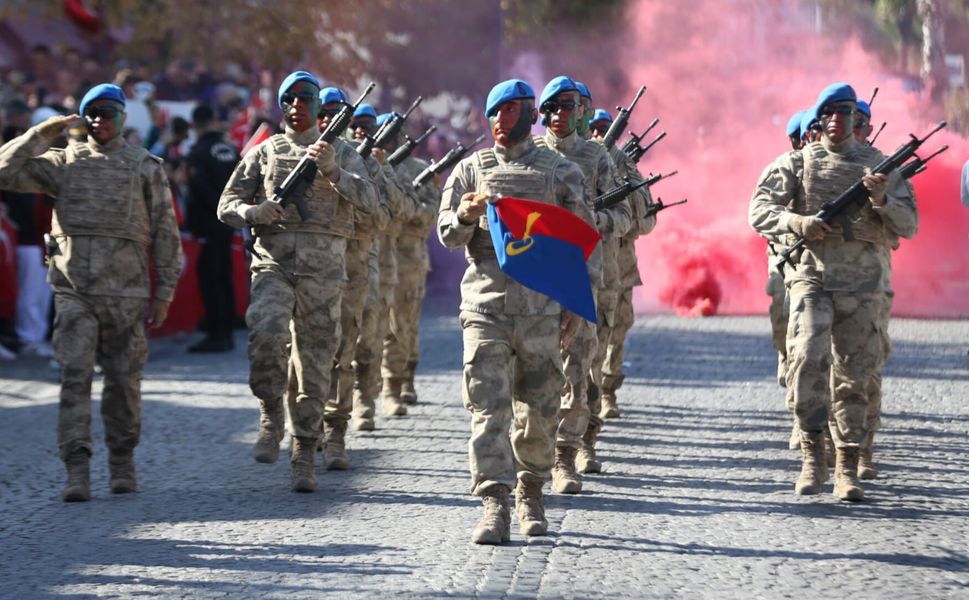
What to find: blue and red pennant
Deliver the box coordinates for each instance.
[487,196,601,322]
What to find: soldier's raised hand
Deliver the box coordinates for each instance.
[35,114,81,140]
[456,192,490,225]
[372,147,386,165]
[247,200,286,225]
[863,168,889,207]
[307,140,339,178]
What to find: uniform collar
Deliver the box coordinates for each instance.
[285,126,320,146]
[544,129,579,153]
[821,133,858,155]
[494,135,537,162]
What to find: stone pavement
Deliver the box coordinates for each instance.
[1,314,967,598]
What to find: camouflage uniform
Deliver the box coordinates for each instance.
[218,128,376,441]
[437,136,594,495]
[749,135,916,450]
[535,130,630,450]
[355,164,417,421]
[0,127,181,461]
[599,144,656,416]
[382,155,441,401]
[323,150,404,425]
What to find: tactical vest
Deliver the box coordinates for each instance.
[535,135,602,199]
[52,142,153,247]
[799,141,887,246]
[466,146,563,259]
[258,134,354,238]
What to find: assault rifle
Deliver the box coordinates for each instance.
[412,134,487,189]
[601,85,646,150]
[644,197,688,218]
[776,121,947,273]
[594,170,677,211]
[357,96,422,159]
[624,130,666,164]
[868,122,886,147]
[270,82,375,221]
[620,117,659,157]
[388,126,436,167]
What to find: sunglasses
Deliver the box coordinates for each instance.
[281,92,317,106]
[318,107,342,118]
[542,100,577,113]
[818,105,854,118]
[85,106,122,120]
[590,123,610,134]
[854,119,870,129]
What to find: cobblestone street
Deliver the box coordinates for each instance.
[1,314,967,598]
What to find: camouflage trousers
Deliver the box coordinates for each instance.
[460,310,564,496]
[556,289,599,449]
[767,269,789,384]
[586,287,619,427]
[353,244,394,417]
[322,236,373,423]
[53,290,148,460]
[786,280,885,448]
[382,235,428,384]
[601,286,635,394]
[247,268,342,439]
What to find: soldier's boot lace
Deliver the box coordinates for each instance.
[576,421,602,474]
[108,449,137,494]
[471,485,511,545]
[62,450,91,502]
[794,430,825,495]
[515,474,548,536]
[834,447,865,502]
[381,376,407,417]
[599,390,620,419]
[290,436,318,493]
[551,445,582,494]
[322,419,350,471]
[858,432,879,480]
[352,363,376,431]
[253,398,284,463]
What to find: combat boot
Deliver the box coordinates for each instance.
[794,430,826,495]
[858,432,879,480]
[108,449,137,494]
[788,420,800,451]
[834,447,865,502]
[400,359,419,405]
[253,397,285,463]
[551,446,582,494]
[322,419,350,471]
[576,421,601,474]
[352,363,376,431]
[381,377,407,417]
[62,450,91,502]
[599,391,620,419]
[824,425,836,469]
[515,474,548,536]
[290,436,318,492]
[471,485,511,545]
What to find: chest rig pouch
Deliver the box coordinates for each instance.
[55,143,152,246]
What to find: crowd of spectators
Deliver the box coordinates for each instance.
[1,43,483,359]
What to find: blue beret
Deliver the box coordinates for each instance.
[575,81,591,100]
[353,103,378,119]
[800,110,818,141]
[277,71,320,108]
[319,87,348,105]
[855,100,871,118]
[485,79,535,118]
[786,110,804,137]
[79,84,125,117]
[591,108,613,124]
[813,82,856,119]
[376,112,393,127]
[539,75,579,108]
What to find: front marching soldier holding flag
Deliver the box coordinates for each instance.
[437,78,598,545]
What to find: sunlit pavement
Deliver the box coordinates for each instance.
[1,314,967,598]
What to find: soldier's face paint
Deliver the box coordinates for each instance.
[350,116,377,141]
[544,91,579,138]
[490,99,535,147]
[818,100,855,143]
[282,81,321,133]
[316,102,343,133]
[84,99,125,144]
[576,97,592,137]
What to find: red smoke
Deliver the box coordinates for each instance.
[613,0,969,316]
